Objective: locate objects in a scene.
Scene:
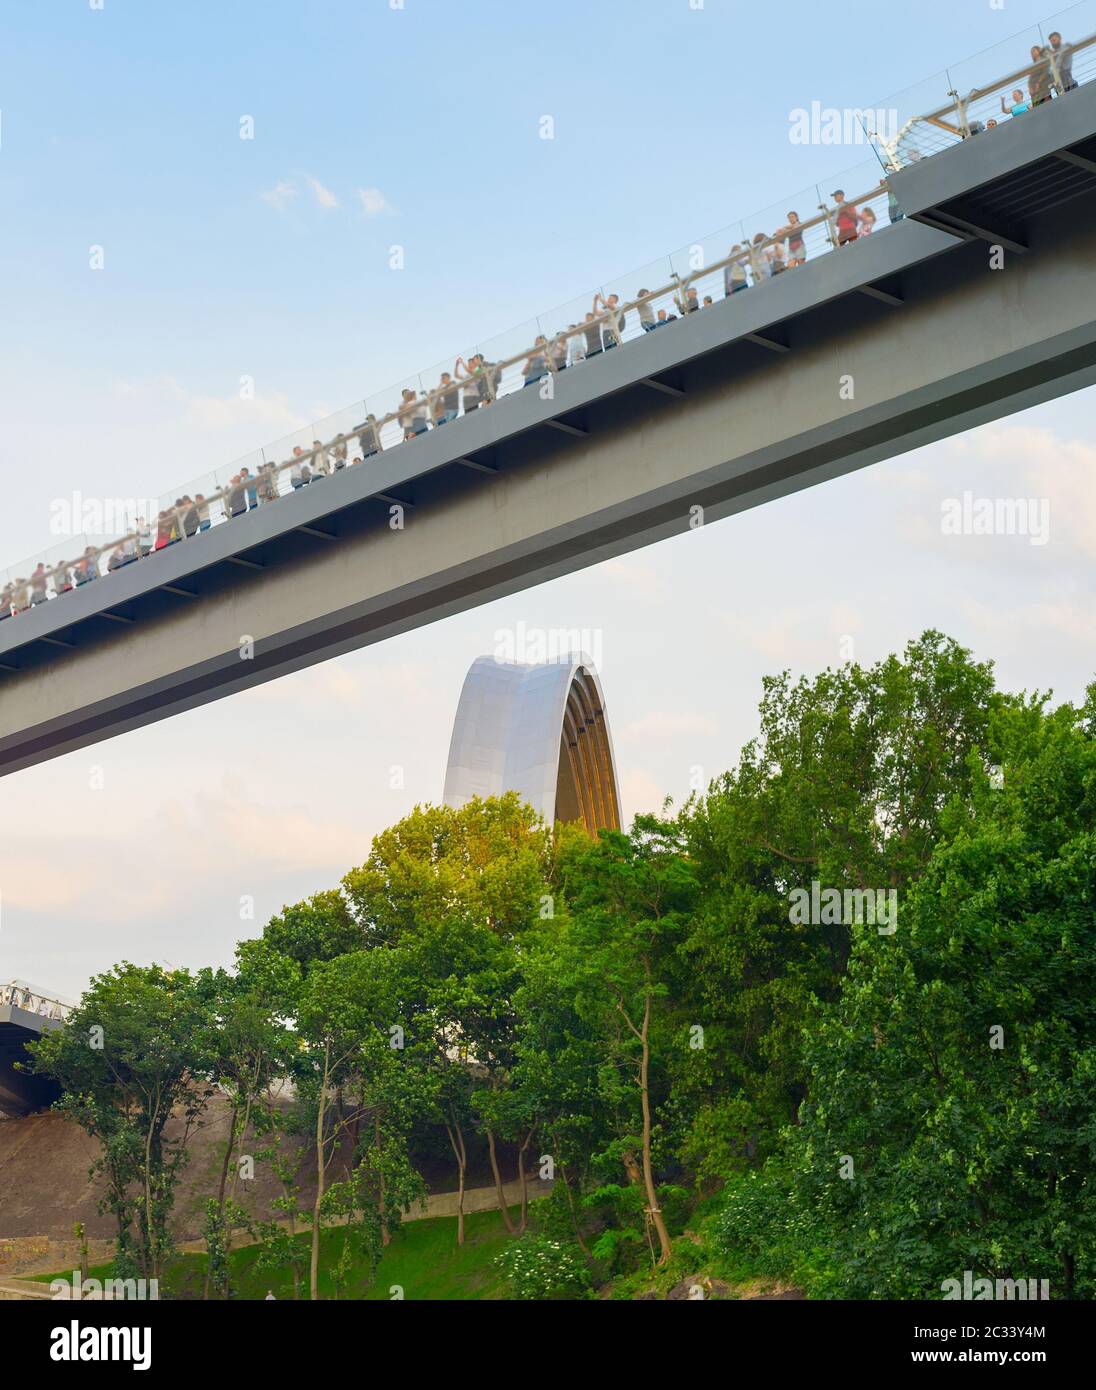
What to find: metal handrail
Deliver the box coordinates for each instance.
[0,980,74,1020]
[923,32,1095,122]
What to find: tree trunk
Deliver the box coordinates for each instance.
[203,1099,239,1300]
[1062,1250,1076,1299]
[143,1090,162,1283]
[638,987,673,1265]
[444,1114,467,1246]
[558,1164,590,1255]
[226,1090,256,1263]
[310,1043,330,1301]
[516,1129,532,1234]
[375,1114,390,1247]
[486,1128,516,1234]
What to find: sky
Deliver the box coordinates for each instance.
[0,0,1094,999]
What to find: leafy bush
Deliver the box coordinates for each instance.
[712,1165,841,1297]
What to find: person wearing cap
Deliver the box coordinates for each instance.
[831,190,861,246]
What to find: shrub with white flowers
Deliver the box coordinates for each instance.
[494,1235,594,1300]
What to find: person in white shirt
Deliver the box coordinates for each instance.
[310,439,330,477]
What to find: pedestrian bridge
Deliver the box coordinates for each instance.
[1,65,1095,778]
[0,983,71,1116]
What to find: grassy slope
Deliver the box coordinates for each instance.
[32,1207,518,1301]
[32,1200,798,1301]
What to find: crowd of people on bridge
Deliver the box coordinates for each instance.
[0,982,71,1022]
[1,183,898,624]
[965,30,1077,130]
[0,27,1086,624]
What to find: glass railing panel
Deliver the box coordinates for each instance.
[948,22,1057,135]
[1046,0,1096,91]
[416,356,463,433]
[473,315,542,403]
[362,371,427,453]
[536,286,609,370]
[815,157,897,246]
[860,68,961,169]
[598,257,684,340]
[257,423,324,499]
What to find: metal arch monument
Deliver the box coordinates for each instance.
[443,655,622,834]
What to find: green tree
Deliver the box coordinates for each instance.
[28,964,217,1282]
[675,631,1000,1174]
[295,950,392,1299]
[201,962,298,1298]
[787,692,1096,1296]
[556,814,698,1265]
[343,794,554,1243]
[257,890,362,974]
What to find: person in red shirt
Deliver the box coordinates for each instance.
[831,190,861,246]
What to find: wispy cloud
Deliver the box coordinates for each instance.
[260,179,298,212]
[110,374,309,436]
[358,186,394,217]
[305,175,339,210]
[261,178,391,219]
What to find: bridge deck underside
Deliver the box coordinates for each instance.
[0,1015,60,1117]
